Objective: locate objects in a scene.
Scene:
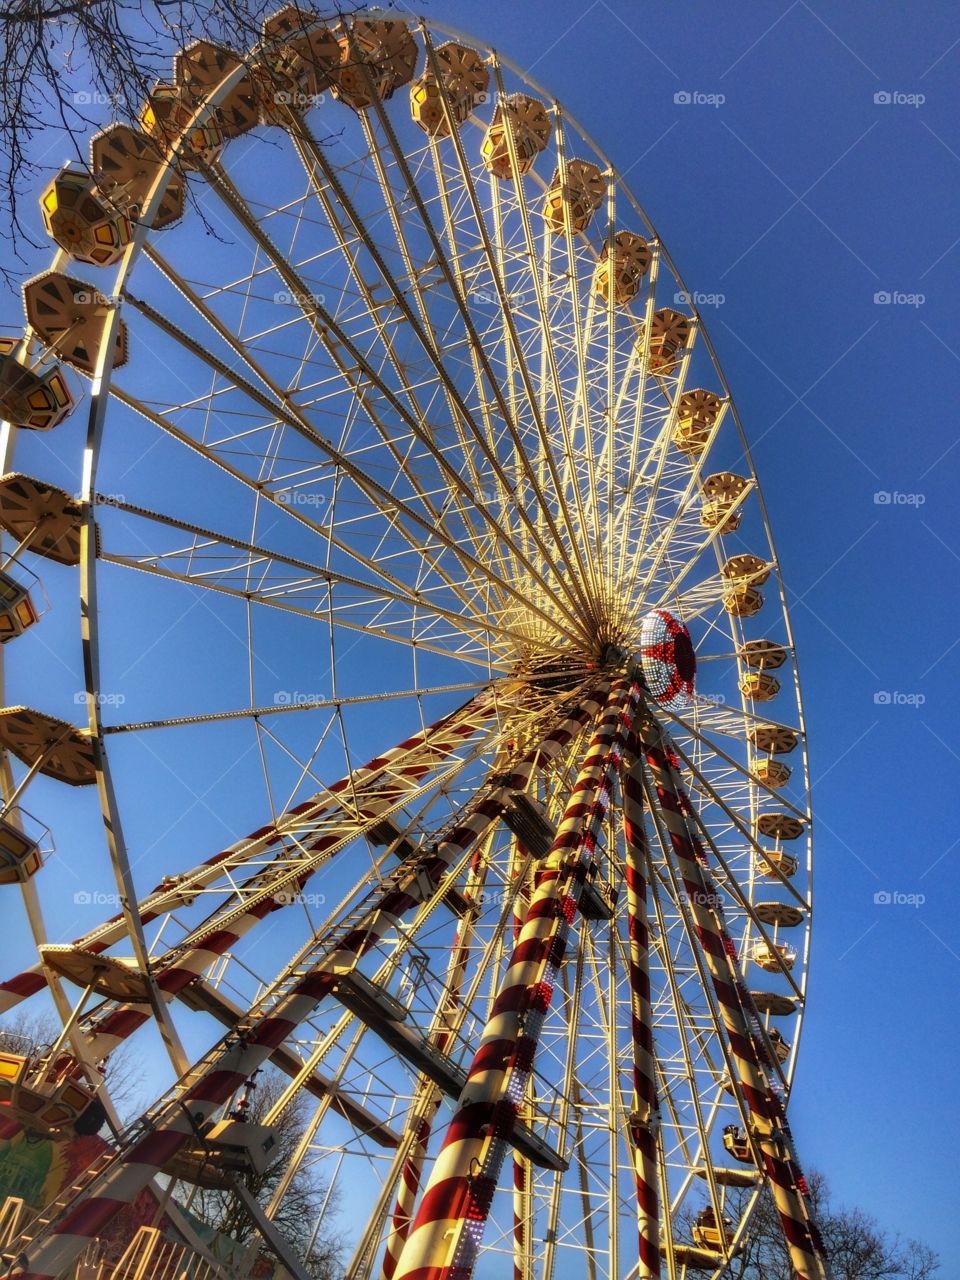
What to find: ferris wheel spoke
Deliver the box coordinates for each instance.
[93,492,533,663]
[607,267,663,613]
[375,44,605,629]
[487,168,608,631]
[368,134,579,615]
[668,566,763,628]
[647,481,757,611]
[417,36,604,630]
[575,158,619,587]
[107,382,550,648]
[663,705,810,825]
[101,551,512,667]
[101,681,494,736]
[120,282,576,646]
[203,159,597,649]
[287,115,528,607]
[490,62,605,595]
[96,488,524,635]
[266,133,526,615]
[152,206,553,643]
[609,443,674,644]
[671,696,800,742]
[624,384,734,633]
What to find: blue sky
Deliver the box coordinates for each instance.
[423,0,959,1260]
[1,0,957,1268]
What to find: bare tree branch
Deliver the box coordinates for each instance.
[0,0,384,284]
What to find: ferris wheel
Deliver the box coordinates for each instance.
[0,10,832,1280]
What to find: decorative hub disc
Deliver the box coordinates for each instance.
[638,609,696,710]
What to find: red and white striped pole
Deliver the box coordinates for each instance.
[620,742,661,1278]
[637,706,830,1280]
[510,835,534,1280]
[376,689,616,1280]
[390,677,640,1280]
[8,687,609,1280]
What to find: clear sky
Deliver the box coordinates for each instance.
[417,0,959,1262]
[2,0,957,1269]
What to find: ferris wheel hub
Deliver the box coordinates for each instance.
[638,610,696,710]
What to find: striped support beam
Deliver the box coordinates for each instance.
[82,869,312,1059]
[79,697,500,1061]
[376,691,617,1280]
[314,687,610,981]
[0,690,500,1015]
[620,743,661,1279]
[381,835,537,1280]
[8,688,608,1280]
[510,840,534,1280]
[512,1156,533,1280]
[380,852,483,1280]
[637,707,830,1280]
[382,1104,442,1280]
[391,678,640,1280]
